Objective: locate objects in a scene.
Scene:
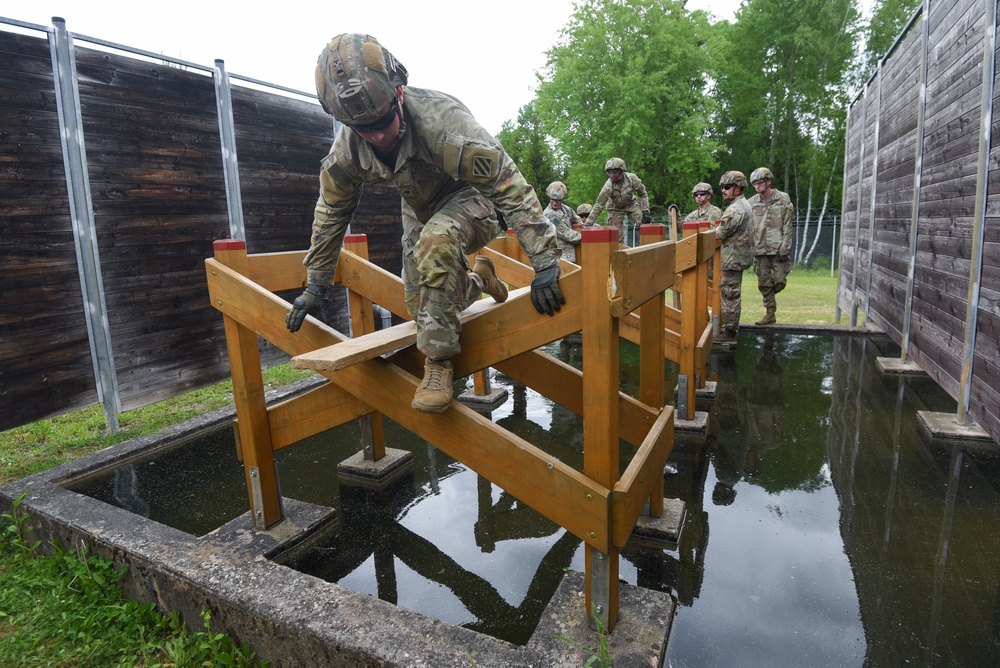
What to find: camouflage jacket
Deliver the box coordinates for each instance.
[682,204,723,225]
[715,196,753,271]
[748,188,794,256]
[543,202,582,261]
[588,172,650,222]
[304,86,560,286]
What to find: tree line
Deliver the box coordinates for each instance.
[496,0,921,266]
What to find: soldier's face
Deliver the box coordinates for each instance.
[721,184,737,201]
[352,91,403,150]
[551,199,563,209]
[752,178,771,196]
[607,169,623,183]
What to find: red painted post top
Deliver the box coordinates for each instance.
[214,239,246,251]
[344,233,368,243]
[682,221,700,231]
[698,221,711,229]
[581,226,619,243]
[640,223,667,236]
[573,224,582,232]
[506,229,517,236]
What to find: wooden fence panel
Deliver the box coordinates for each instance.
[0,30,97,430]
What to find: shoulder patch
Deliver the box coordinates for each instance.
[323,153,357,191]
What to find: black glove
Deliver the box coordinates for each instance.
[642,210,653,224]
[530,265,565,316]
[286,284,330,333]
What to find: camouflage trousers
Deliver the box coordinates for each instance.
[754,254,792,310]
[720,270,744,335]
[605,203,644,243]
[401,187,503,361]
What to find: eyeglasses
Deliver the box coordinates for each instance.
[693,192,711,197]
[606,169,622,175]
[751,180,768,187]
[349,103,398,134]
[720,184,735,190]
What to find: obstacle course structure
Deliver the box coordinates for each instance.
[206,223,719,633]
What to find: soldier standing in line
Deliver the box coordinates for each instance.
[714,171,754,345]
[576,203,593,225]
[747,167,794,325]
[286,33,566,414]
[682,182,723,234]
[587,157,652,242]
[543,181,582,263]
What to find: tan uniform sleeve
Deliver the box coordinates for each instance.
[303,145,364,288]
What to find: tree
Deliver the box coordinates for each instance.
[862,0,923,81]
[531,0,722,215]
[713,0,861,264]
[496,101,563,203]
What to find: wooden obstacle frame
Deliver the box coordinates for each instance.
[205,223,719,632]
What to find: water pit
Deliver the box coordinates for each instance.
[7,331,1000,666]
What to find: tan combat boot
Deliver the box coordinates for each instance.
[756,307,776,325]
[412,358,454,413]
[473,256,508,303]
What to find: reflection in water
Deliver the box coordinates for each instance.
[66,334,1000,663]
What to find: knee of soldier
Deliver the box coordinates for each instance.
[722,284,741,300]
[414,232,461,289]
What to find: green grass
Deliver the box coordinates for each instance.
[738,266,851,326]
[0,493,266,667]
[0,364,315,487]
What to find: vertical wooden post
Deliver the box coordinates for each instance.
[677,225,699,420]
[213,239,282,529]
[639,224,666,518]
[344,234,386,462]
[695,225,711,389]
[710,228,722,336]
[580,227,620,632]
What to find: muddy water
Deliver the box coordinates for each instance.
[67,333,1000,665]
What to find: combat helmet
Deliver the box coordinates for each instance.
[692,182,713,196]
[719,171,747,189]
[750,167,774,183]
[577,203,593,217]
[546,181,568,200]
[605,157,626,172]
[315,33,408,126]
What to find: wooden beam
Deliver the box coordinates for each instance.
[611,405,675,547]
[609,239,676,317]
[245,250,307,292]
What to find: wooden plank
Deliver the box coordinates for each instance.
[674,234,698,272]
[609,239,676,317]
[611,406,674,547]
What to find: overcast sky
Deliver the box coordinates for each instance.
[7,0,744,135]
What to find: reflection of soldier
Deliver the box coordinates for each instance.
[543,181,582,263]
[587,157,652,240]
[711,352,748,505]
[744,334,784,475]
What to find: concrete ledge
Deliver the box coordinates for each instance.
[674,380,717,402]
[876,357,926,376]
[336,447,415,488]
[529,571,674,667]
[917,411,996,445]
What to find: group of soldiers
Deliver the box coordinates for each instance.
[539,164,794,346]
[704,169,794,344]
[286,32,793,414]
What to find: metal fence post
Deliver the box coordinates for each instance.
[49,17,121,431]
[957,0,996,425]
[213,59,246,241]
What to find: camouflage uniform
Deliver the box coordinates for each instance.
[748,188,794,310]
[588,172,650,239]
[682,203,723,227]
[305,86,560,360]
[714,195,753,336]
[543,202,582,263]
